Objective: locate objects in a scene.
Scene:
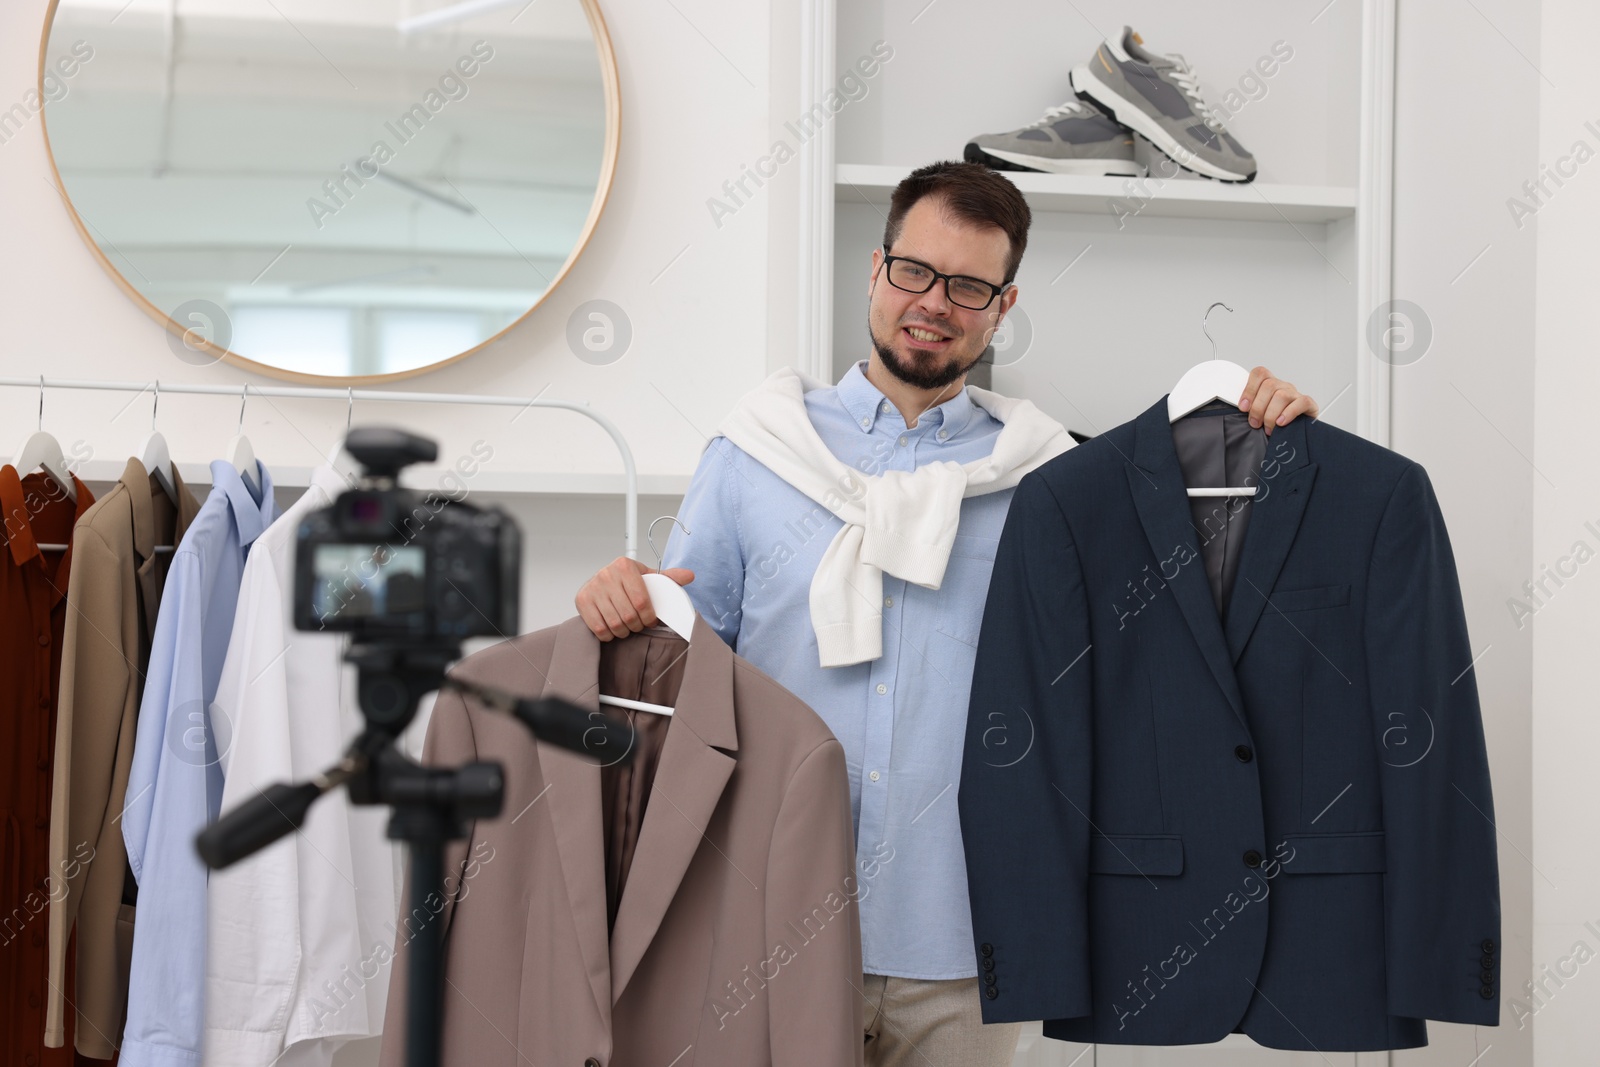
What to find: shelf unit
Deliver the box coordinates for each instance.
[797,0,1396,450]
[836,163,1357,225]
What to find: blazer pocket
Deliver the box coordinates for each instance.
[1262,583,1350,614]
[1089,833,1183,876]
[1279,830,1386,874]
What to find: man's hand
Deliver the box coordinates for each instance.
[575,556,695,640]
[1240,366,1319,435]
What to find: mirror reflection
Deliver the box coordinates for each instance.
[42,0,615,379]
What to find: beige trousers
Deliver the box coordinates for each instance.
[860,973,1023,1067]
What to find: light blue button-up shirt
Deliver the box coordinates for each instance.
[661,360,1016,979]
[121,460,278,1067]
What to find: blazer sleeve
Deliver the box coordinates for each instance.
[1365,461,1500,1024]
[45,527,131,1054]
[958,471,1093,1024]
[764,738,863,1067]
[376,684,482,1067]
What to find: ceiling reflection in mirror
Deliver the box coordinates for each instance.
[42,0,615,379]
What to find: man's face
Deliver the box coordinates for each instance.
[867,195,1018,392]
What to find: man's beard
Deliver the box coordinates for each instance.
[869,312,986,392]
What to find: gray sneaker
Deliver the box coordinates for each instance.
[964,95,1143,176]
[1070,26,1256,183]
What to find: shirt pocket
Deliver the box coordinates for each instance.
[948,533,1000,562]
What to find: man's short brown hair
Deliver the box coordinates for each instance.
[883,160,1032,285]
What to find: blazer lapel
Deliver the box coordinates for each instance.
[608,612,738,1004]
[1221,416,1317,665]
[537,618,619,1036]
[1128,399,1248,728]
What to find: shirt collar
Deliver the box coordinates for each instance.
[836,359,979,439]
[209,458,274,546]
[2,464,94,568]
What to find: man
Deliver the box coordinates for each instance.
[576,160,1318,1066]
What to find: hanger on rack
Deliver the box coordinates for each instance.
[595,516,698,717]
[11,375,77,505]
[325,387,362,485]
[138,380,179,505]
[223,383,261,499]
[1168,302,1258,499]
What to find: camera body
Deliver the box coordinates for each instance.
[292,427,520,643]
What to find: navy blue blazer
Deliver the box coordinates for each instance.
[958,396,1500,1051]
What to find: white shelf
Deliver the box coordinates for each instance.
[836,163,1356,224]
[70,460,692,498]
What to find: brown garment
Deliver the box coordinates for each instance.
[44,459,200,1057]
[596,625,682,934]
[1,467,95,1067]
[378,613,863,1067]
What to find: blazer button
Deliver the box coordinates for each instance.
[1480,970,1494,983]
[1482,939,1496,953]
[1481,955,1495,970]
[1243,849,1263,868]
[1480,986,1494,999]
[1235,745,1253,762]
[980,942,994,957]
[985,986,999,1000]
[984,972,996,986]
[981,957,994,972]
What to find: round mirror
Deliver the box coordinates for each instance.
[39,0,619,382]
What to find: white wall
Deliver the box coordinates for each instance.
[1530,1,1600,1063]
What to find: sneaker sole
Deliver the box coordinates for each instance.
[965,141,1145,177]
[1070,63,1256,183]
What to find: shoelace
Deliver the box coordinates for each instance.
[1163,53,1224,132]
[1025,96,1093,128]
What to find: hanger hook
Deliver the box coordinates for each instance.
[152,380,160,431]
[238,383,248,434]
[38,375,44,432]
[1202,302,1233,360]
[646,515,690,569]
[345,387,354,435]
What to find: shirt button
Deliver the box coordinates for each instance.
[861,417,871,428]
[881,401,890,412]
[869,771,880,782]
[938,429,949,440]
[884,597,893,608]
[898,435,908,446]
[876,683,887,695]
[37,633,49,646]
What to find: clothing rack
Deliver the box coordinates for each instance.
[1,375,642,559]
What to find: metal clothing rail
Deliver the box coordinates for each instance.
[1,375,641,559]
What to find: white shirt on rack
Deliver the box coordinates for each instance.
[203,462,428,1067]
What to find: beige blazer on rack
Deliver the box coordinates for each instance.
[378,613,864,1067]
[44,457,200,1055]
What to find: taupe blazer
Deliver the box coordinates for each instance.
[378,613,864,1067]
[45,458,200,1055]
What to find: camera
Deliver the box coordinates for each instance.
[293,426,520,642]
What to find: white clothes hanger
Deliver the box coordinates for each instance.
[11,375,77,504]
[324,387,363,485]
[1169,302,1257,499]
[137,380,179,505]
[223,383,261,498]
[596,516,697,717]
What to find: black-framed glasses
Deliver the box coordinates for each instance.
[879,251,1009,311]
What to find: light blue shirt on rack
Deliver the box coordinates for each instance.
[121,459,278,1067]
[661,359,1017,980]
